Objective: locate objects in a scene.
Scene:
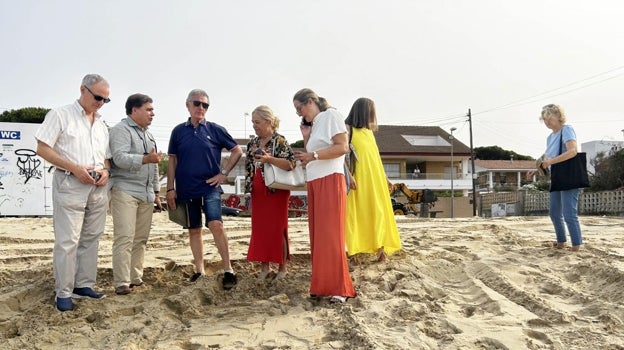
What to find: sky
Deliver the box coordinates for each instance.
[1,0,623,158]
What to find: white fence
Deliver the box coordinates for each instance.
[479,189,624,217]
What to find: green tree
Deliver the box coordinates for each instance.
[290,140,304,148]
[590,148,624,191]
[475,146,533,160]
[158,155,168,176]
[0,107,49,123]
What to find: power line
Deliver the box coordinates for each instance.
[392,113,467,126]
[474,65,624,116]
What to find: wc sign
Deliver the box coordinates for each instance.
[0,130,21,140]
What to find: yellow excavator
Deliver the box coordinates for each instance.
[390,183,437,216]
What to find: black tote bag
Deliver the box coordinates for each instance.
[549,131,589,192]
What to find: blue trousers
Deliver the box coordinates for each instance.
[549,188,583,246]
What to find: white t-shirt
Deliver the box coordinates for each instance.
[305,108,347,182]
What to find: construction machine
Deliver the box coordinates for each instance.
[390,183,437,216]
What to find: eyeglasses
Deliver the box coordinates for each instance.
[295,100,307,114]
[192,101,209,109]
[84,85,111,103]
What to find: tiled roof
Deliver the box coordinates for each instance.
[374,125,472,155]
[236,125,474,156]
[474,159,536,170]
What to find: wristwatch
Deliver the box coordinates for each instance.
[220,169,228,176]
[313,151,319,160]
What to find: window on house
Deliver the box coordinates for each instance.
[479,174,488,185]
[383,163,400,178]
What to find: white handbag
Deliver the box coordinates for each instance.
[262,140,306,191]
[264,161,306,190]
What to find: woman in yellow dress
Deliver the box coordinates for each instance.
[345,97,401,261]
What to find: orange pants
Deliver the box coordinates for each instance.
[307,173,355,298]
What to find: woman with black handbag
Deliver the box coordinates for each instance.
[535,104,584,251]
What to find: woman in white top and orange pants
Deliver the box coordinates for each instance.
[293,88,356,303]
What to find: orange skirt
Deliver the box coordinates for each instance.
[307,173,355,297]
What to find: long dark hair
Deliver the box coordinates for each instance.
[345,97,377,131]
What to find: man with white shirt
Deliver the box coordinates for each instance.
[35,74,112,311]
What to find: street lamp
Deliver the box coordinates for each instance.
[244,112,250,139]
[450,127,457,218]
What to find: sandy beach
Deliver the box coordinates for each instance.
[1,213,623,349]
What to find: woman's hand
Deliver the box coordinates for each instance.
[254,148,269,163]
[294,151,314,167]
[349,172,357,190]
[541,158,552,168]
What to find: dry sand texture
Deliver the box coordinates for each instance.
[1,214,624,349]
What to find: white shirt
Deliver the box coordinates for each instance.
[305,108,347,182]
[35,100,111,170]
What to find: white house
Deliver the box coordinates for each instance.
[581,140,624,174]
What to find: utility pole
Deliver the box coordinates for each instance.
[468,108,477,217]
[450,127,457,218]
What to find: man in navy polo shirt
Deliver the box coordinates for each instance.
[166,89,243,290]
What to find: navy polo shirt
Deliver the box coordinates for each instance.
[168,118,238,200]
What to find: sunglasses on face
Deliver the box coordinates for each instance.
[192,101,209,109]
[84,85,111,103]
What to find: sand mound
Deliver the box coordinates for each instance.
[1,214,624,349]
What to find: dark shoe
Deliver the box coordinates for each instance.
[309,294,321,301]
[188,272,204,282]
[56,296,73,312]
[129,281,144,288]
[72,287,105,299]
[115,285,131,295]
[222,272,237,290]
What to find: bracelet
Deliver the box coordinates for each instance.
[166,189,175,193]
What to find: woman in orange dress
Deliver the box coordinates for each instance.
[245,105,295,279]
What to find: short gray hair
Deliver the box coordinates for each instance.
[186,89,209,102]
[81,74,107,87]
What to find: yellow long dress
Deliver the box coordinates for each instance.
[345,127,401,255]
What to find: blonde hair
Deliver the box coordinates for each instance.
[541,104,567,123]
[252,105,280,130]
